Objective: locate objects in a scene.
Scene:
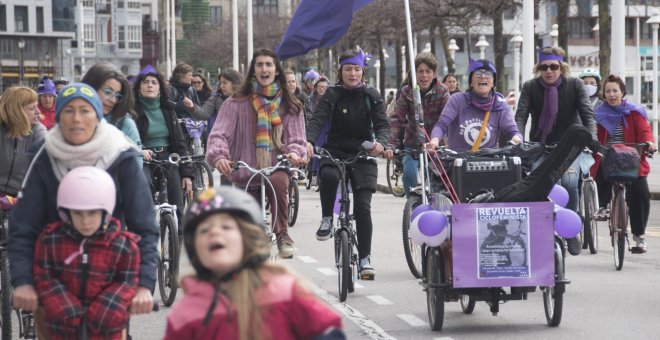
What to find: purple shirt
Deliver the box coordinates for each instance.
[206,96,307,187]
[431,92,521,151]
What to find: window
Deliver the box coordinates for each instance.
[15,6,29,32]
[0,6,6,31]
[128,25,141,49]
[117,1,125,9]
[37,7,44,33]
[253,0,278,15]
[84,24,95,48]
[568,17,595,39]
[118,26,125,48]
[0,39,14,59]
[82,0,94,7]
[127,2,141,9]
[210,6,222,25]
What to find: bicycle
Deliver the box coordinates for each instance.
[314,146,377,302]
[600,142,653,270]
[385,154,405,197]
[144,155,181,306]
[180,154,214,207]
[577,148,599,254]
[231,156,304,259]
[288,174,300,227]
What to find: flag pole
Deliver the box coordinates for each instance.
[403,0,427,205]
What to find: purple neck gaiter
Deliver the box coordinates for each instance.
[468,90,495,112]
[536,76,563,144]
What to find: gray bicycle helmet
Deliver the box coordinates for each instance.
[183,187,266,279]
[578,68,601,81]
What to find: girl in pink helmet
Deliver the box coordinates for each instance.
[32,166,140,340]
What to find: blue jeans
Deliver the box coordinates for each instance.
[560,163,579,212]
[402,146,419,197]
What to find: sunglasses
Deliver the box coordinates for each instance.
[101,87,123,102]
[473,69,494,78]
[538,64,560,71]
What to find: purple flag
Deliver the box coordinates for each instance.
[275,0,374,60]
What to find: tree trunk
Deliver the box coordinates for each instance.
[429,25,437,57]
[378,36,385,95]
[437,18,454,75]
[492,6,506,92]
[557,0,570,58]
[598,0,610,78]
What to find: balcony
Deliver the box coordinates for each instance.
[96,42,116,56]
[96,1,111,14]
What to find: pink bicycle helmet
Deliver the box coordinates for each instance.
[57,166,116,224]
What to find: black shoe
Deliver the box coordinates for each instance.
[316,216,333,241]
[566,237,582,256]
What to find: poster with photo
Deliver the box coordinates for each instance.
[477,206,530,278]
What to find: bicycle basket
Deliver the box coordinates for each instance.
[602,144,641,182]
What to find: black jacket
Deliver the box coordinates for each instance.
[515,76,597,145]
[135,103,194,179]
[306,85,389,159]
[168,81,202,119]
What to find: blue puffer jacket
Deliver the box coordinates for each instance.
[8,145,159,290]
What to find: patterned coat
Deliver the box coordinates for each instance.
[33,218,140,340]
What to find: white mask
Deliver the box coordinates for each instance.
[585,84,598,97]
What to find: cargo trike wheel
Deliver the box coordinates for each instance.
[543,239,564,327]
[426,247,445,331]
[460,295,476,314]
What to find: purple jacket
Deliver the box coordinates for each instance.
[431,91,521,151]
[206,96,307,187]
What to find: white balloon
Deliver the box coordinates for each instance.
[409,211,449,247]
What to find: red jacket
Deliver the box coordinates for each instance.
[38,103,56,130]
[33,218,140,340]
[164,274,342,339]
[591,111,654,178]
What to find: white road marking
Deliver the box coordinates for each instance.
[354,282,364,289]
[317,267,337,275]
[397,314,428,327]
[366,295,393,305]
[309,284,397,340]
[433,337,456,340]
[297,255,318,263]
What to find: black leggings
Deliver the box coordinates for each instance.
[143,161,185,231]
[319,166,373,259]
[597,169,650,237]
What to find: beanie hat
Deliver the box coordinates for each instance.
[468,58,497,86]
[55,83,104,122]
[303,69,320,82]
[37,79,57,96]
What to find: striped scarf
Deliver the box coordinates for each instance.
[251,80,283,168]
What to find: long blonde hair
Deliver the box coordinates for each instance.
[0,86,36,138]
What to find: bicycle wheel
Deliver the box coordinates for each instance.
[543,239,564,327]
[460,294,476,314]
[305,165,312,190]
[582,181,598,254]
[194,161,214,195]
[337,230,350,302]
[386,159,405,197]
[158,213,179,306]
[426,247,445,331]
[402,194,424,278]
[612,188,626,271]
[287,178,300,227]
[1,251,12,340]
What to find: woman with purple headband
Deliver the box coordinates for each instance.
[305,47,390,280]
[514,46,597,256]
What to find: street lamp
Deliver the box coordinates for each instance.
[475,35,489,60]
[647,15,660,139]
[373,59,381,94]
[550,24,559,48]
[511,34,524,103]
[18,38,25,84]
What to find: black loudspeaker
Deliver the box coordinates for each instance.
[450,157,522,202]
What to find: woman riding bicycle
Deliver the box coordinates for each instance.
[206,48,307,259]
[306,47,390,279]
[592,74,656,253]
[428,58,522,151]
[134,66,194,224]
[1,86,47,203]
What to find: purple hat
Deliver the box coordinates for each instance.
[538,47,564,63]
[340,48,371,67]
[139,64,158,77]
[37,79,57,96]
[304,69,320,82]
[468,58,497,86]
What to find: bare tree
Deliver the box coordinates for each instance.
[557,0,570,58]
[598,0,610,79]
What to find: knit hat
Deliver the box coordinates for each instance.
[468,58,497,86]
[37,79,57,96]
[55,83,104,122]
[303,69,320,82]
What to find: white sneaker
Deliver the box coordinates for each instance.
[635,235,648,253]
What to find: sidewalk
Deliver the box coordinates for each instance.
[376,156,660,200]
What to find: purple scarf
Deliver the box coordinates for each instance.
[594,99,648,135]
[536,76,562,144]
[467,90,495,112]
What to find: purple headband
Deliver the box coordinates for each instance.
[340,48,370,67]
[538,49,564,63]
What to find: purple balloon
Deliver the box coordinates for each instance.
[333,193,341,215]
[411,204,433,222]
[418,211,448,237]
[548,184,569,208]
[554,207,582,238]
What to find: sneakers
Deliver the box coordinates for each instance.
[359,255,375,280]
[633,234,648,253]
[566,237,582,256]
[277,232,297,258]
[316,216,333,241]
